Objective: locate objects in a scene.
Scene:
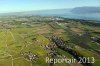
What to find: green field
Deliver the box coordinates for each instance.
[0,16,100,66]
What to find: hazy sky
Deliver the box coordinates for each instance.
[0,0,100,13]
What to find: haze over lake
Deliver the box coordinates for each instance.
[1,7,100,21]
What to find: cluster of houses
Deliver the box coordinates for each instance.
[52,36,72,49]
[20,51,38,62]
[39,43,58,57]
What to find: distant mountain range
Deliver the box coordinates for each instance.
[71,7,100,14]
[0,6,100,21]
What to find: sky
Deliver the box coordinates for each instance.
[0,0,100,13]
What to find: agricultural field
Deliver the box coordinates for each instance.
[0,16,100,66]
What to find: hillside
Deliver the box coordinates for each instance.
[0,16,100,66]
